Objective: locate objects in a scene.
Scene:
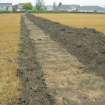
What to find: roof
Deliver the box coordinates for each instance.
[19,2,31,6]
[0,3,12,6]
[57,4,80,10]
[79,6,105,11]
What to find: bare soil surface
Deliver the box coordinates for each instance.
[13,15,54,105]
[24,14,105,105]
[27,14,105,79]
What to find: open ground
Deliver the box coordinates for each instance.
[0,13,105,105]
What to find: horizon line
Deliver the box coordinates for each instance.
[0,1,104,7]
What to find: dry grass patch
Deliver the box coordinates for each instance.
[35,13,105,33]
[0,14,21,104]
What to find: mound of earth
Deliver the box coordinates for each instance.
[27,14,105,78]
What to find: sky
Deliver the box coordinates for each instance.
[0,0,105,6]
[46,0,105,6]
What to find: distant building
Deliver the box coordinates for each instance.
[46,5,53,11]
[46,4,105,13]
[13,3,25,12]
[13,3,33,12]
[46,4,80,12]
[79,6,105,13]
[0,3,13,11]
[57,4,80,12]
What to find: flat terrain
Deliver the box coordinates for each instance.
[0,14,21,104]
[0,13,105,105]
[35,13,105,33]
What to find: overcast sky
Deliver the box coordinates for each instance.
[0,0,105,6]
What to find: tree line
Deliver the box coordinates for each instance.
[22,0,46,12]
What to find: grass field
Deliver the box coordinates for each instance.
[0,14,21,104]
[35,13,105,33]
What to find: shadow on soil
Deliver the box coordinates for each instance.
[14,16,54,105]
[26,13,105,79]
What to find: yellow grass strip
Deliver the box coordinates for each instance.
[0,14,21,104]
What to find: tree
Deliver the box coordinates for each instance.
[58,2,62,7]
[53,2,57,11]
[94,10,97,13]
[36,0,44,10]
[23,3,33,10]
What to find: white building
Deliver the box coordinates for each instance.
[0,3,13,11]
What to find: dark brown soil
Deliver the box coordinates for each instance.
[26,13,105,79]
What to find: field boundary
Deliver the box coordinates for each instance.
[16,15,55,105]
